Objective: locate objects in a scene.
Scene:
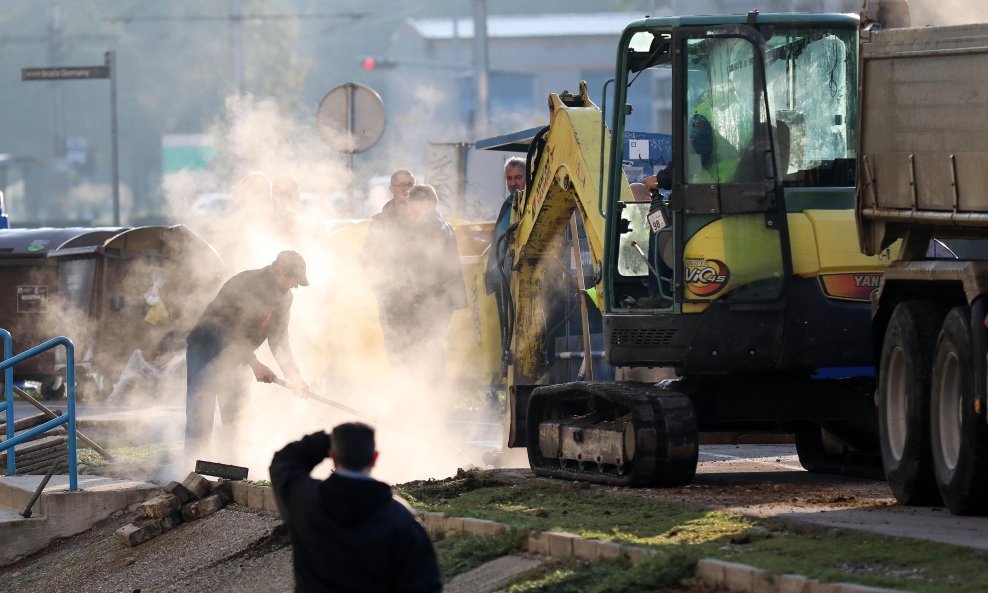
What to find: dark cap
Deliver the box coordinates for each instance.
[274,250,309,286]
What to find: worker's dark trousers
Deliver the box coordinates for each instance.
[185,340,248,458]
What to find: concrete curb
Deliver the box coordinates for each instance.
[232,484,906,593]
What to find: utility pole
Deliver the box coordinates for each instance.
[472,0,489,140]
[48,0,66,219]
[230,0,244,95]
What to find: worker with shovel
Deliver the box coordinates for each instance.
[184,251,310,460]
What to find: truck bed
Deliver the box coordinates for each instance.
[857,23,988,255]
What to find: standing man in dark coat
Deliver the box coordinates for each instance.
[184,250,310,458]
[402,184,468,381]
[363,169,418,364]
[270,422,442,593]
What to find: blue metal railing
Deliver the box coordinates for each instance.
[0,329,78,491]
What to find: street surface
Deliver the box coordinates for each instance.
[10,400,988,552]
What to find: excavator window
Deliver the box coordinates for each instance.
[762,27,858,187]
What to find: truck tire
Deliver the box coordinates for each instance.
[878,300,944,505]
[930,306,988,515]
[40,376,66,401]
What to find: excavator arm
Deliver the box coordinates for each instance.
[506,82,633,385]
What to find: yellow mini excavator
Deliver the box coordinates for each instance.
[497,10,896,486]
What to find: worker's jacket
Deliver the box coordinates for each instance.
[269,431,441,593]
[186,266,293,365]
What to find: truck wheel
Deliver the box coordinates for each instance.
[794,424,832,472]
[40,376,66,401]
[878,301,944,505]
[930,306,988,515]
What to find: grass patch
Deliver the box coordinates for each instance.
[401,471,747,546]
[77,443,176,474]
[402,470,988,593]
[434,530,528,582]
[723,526,985,593]
[502,551,698,593]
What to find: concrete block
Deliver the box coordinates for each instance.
[247,484,265,509]
[696,558,728,587]
[461,518,503,537]
[140,494,180,519]
[808,581,839,593]
[115,519,162,547]
[162,481,196,505]
[443,516,465,534]
[229,480,249,505]
[778,574,811,593]
[526,531,550,556]
[722,560,766,592]
[573,537,602,561]
[262,486,279,515]
[420,511,444,534]
[181,494,224,521]
[181,472,212,499]
[836,583,904,593]
[753,572,780,593]
[159,511,184,532]
[594,540,624,560]
[622,544,655,566]
[547,532,580,560]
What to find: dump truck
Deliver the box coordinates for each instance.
[858,20,988,515]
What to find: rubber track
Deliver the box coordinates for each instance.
[526,381,698,487]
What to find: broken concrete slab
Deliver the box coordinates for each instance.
[140,494,180,519]
[115,518,162,547]
[163,481,196,505]
[181,472,212,499]
[181,494,224,522]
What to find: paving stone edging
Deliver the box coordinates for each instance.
[235,484,904,593]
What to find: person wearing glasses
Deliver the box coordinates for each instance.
[362,169,420,366]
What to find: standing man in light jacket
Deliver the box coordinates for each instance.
[270,423,442,593]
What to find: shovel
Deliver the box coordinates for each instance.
[272,377,381,423]
[271,377,475,464]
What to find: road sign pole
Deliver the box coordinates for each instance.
[347,83,355,217]
[107,51,120,226]
[316,83,387,217]
[22,58,117,226]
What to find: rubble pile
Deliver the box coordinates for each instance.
[115,472,233,547]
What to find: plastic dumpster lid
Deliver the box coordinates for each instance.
[0,227,126,257]
[100,224,222,262]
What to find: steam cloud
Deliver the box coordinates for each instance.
[100,93,505,485]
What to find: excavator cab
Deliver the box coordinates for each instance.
[606,15,865,373]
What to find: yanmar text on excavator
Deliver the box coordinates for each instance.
[497,7,908,493]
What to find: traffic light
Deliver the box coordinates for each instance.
[361,57,397,71]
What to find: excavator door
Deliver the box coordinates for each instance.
[669,24,791,305]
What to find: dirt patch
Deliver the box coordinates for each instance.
[400,467,514,503]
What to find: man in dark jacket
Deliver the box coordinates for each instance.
[404,184,468,381]
[485,158,526,378]
[185,250,309,458]
[362,169,417,363]
[269,423,441,593]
